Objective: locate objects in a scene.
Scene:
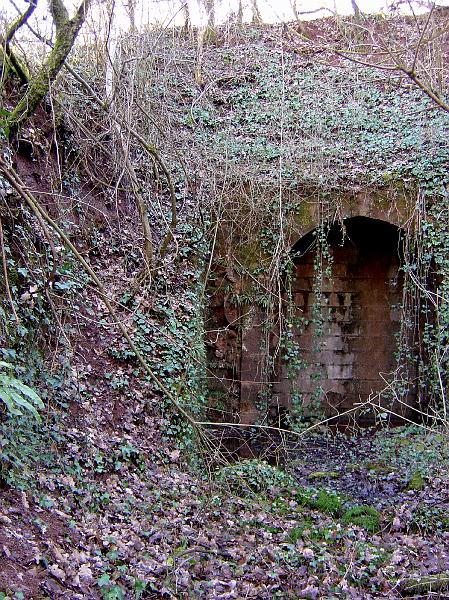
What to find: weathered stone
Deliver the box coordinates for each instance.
[207,198,419,428]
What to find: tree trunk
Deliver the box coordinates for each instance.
[126,0,137,33]
[0,0,37,88]
[182,2,191,35]
[237,0,243,24]
[105,1,118,101]
[6,0,92,133]
[204,0,215,28]
[351,0,363,23]
[251,0,262,24]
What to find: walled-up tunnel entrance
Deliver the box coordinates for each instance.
[273,216,416,424]
[207,208,419,428]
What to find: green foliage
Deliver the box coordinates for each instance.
[0,201,86,362]
[285,519,349,545]
[310,489,342,515]
[215,459,296,496]
[109,276,207,449]
[371,427,449,482]
[417,202,449,408]
[280,327,306,380]
[0,361,44,420]
[97,573,126,600]
[0,417,63,487]
[275,225,334,428]
[407,470,425,491]
[182,40,449,417]
[216,460,345,522]
[410,505,449,533]
[0,203,83,487]
[0,107,12,138]
[342,505,380,533]
[308,470,340,480]
[181,47,449,193]
[286,524,307,544]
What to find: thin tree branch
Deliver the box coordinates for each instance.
[291,8,449,115]
[6,0,93,132]
[0,155,199,432]
[1,0,37,86]
[0,213,20,326]
[412,3,435,71]
[401,65,449,112]
[5,0,38,44]
[61,63,178,257]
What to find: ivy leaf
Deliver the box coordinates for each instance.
[97,573,111,587]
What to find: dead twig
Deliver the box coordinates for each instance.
[0,156,200,435]
[0,213,20,326]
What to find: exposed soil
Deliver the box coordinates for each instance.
[2,12,449,600]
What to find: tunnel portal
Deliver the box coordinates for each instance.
[272,216,415,424]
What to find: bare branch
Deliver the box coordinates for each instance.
[0,155,199,431]
[6,0,94,131]
[402,66,449,112]
[412,2,435,71]
[5,0,38,44]
[289,8,449,115]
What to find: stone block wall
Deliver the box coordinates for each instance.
[272,217,416,423]
[204,266,241,421]
[207,190,419,427]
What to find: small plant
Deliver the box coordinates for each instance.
[342,505,380,533]
[407,470,425,491]
[410,505,449,533]
[286,522,312,544]
[97,574,126,600]
[311,489,342,515]
[0,361,44,421]
[215,459,296,496]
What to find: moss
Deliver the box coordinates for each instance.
[371,184,413,215]
[292,201,314,232]
[342,505,380,533]
[0,48,12,87]
[308,471,340,480]
[311,489,342,515]
[366,461,394,474]
[236,239,265,271]
[273,486,343,517]
[7,11,87,132]
[397,574,449,596]
[406,470,425,491]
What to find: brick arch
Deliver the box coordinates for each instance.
[239,214,417,425]
[276,216,415,425]
[290,215,404,254]
[285,188,414,252]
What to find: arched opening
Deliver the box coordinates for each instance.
[273,216,416,425]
